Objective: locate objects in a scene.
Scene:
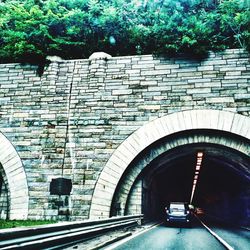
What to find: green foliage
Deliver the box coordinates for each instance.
[219,0,250,50]
[0,219,56,229]
[0,0,249,63]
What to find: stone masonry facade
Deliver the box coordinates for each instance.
[0,49,249,220]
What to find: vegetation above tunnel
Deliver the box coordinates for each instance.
[0,0,249,64]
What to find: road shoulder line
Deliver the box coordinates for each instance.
[198,217,234,250]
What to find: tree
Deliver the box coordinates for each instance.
[0,0,249,63]
[219,0,250,50]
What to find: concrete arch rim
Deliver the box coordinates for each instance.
[0,132,29,220]
[89,109,250,219]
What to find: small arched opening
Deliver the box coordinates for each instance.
[0,132,29,220]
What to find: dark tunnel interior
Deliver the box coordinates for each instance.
[141,144,250,227]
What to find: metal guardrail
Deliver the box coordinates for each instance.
[0,214,144,249]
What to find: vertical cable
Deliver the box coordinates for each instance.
[61,63,75,177]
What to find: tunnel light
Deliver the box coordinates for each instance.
[190,151,204,204]
[197,158,202,164]
[197,152,203,157]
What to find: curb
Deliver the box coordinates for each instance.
[90,222,161,250]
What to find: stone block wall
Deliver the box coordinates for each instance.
[0,166,8,219]
[0,49,249,220]
[126,179,142,216]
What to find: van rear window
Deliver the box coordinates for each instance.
[169,203,185,212]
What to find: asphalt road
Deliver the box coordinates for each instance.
[62,218,249,250]
[104,221,250,250]
[104,217,250,250]
[204,222,250,250]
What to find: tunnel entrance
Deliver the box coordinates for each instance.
[140,144,250,227]
[90,110,250,222]
[111,130,250,227]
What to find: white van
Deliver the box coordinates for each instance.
[165,202,191,224]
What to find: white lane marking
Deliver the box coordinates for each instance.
[199,218,235,250]
[103,223,162,250]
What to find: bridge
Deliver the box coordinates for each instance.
[0,49,249,228]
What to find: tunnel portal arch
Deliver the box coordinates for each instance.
[112,133,249,220]
[89,110,250,219]
[0,132,29,220]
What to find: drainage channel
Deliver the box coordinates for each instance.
[62,221,160,250]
